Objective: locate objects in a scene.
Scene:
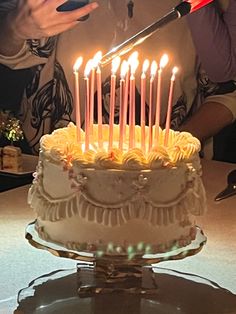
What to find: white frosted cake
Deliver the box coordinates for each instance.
[28,123,206,256]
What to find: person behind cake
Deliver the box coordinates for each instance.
[0,0,236,161]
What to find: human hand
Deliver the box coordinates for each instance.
[7,0,99,40]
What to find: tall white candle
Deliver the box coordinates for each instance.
[90,51,102,139]
[73,56,83,143]
[93,51,103,149]
[96,65,103,149]
[109,56,121,151]
[155,54,169,142]
[123,65,130,128]
[119,60,129,150]
[148,61,158,151]
[129,56,139,149]
[164,67,178,146]
[89,66,95,135]
[84,60,92,151]
[141,59,149,151]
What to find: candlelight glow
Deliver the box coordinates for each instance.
[160,54,169,69]
[111,56,121,74]
[92,51,102,68]
[130,58,139,75]
[73,57,83,72]
[84,59,93,77]
[142,59,150,74]
[128,51,138,65]
[150,61,158,77]
[171,66,179,80]
[120,60,129,79]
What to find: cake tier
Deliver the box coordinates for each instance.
[29,154,206,255]
[28,123,206,256]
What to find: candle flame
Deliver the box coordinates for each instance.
[73,56,83,72]
[92,51,102,68]
[142,59,150,74]
[128,51,139,65]
[120,60,129,78]
[130,58,139,75]
[84,59,93,77]
[111,56,121,74]
[171,66,179,81]
[172,66,178,75]
[160,54,169,69]
[150,60,158,77]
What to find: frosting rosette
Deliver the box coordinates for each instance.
[74,149,96,168]
[122,148,147,170]
[168,131,201,163]
[148,146,170,168]
[94,149,122,169]
[40,123,201,170]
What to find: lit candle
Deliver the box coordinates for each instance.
[109,56,121,150]
[148,60,158,151]
[94,51,103,149]
[84,60,93,151]
[119,60,129,150]
[155,54,169,142]
[129,55,139,149]
[123,64,130,129]
[164,66,178,146]
[73,56,83,143]
[123,52,138,129]
[90,52,102,140]
[90,63,95,136]
[141,59,149,151]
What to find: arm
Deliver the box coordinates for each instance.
[0,0,98,69]
[0,13,25,57]
[179,91,236,142]
[186,0,236,82]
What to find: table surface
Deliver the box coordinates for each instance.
[0,159,236,314]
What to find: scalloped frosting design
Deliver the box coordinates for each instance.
[28,155,206,227]
[40,123,201,169]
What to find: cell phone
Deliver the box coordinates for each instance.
[57,0,90,21]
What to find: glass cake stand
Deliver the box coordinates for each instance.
[25,221,207,297]
[15,267,236,314]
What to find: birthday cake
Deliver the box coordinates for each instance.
[28,123,206,256]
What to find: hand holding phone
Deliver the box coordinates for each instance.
[57,0,90,21]
[9,0,98,41]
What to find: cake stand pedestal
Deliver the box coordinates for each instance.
[25,221,206,297]
[76,261,158,296]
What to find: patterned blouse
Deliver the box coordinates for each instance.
[0,0,236,158]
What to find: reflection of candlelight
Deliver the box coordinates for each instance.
[164,66,178,146]
[84,60,93,151]
[129,54,139,149]
[148,60,158,151]
[141,59,149,151]
[94,51,103,149]
[73,56,83,143]
[109,56,121,150]
[119,60,129,150]
[155,54,169,142]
